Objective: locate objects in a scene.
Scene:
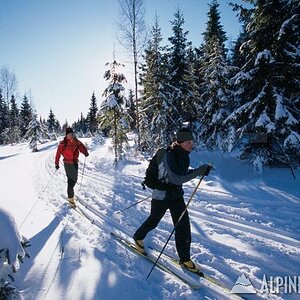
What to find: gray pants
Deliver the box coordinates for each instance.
[64,163,78,198]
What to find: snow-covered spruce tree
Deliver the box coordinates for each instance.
[73,113,88,137]
[0,89,9,145]
[24,114,49,152]
[9,95,19,128]
[19,95,33,138]
[198,0,235,150]
[127,89,137,130]
[167,8,199,127]
[98,59,130,161]
[229,2,253,69]
[47,109,60,140]
[87,92,98,135]
[224,0,300,167]
[139,15,176,152]
[8,95,21,144]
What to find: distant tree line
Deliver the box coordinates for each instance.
[1,0,299,168]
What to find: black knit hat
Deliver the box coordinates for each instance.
[176,128,194,143]
[65,127,74,135]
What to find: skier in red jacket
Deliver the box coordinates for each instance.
[55,127,89,206]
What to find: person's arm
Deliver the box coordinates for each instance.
[55,144,62,166]
[164,154,209,185]
[78,141,89,157]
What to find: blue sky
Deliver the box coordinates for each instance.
[0,0,242,124]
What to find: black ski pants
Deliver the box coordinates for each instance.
[64,163,78,198]
[134,197,191,262]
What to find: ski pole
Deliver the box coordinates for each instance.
[20,168,58,230]
[146,174,205,279]
[115,196,151,214]
[79,156,87,190]
[41,168,58,193]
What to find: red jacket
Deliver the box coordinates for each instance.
[55,137,88,165]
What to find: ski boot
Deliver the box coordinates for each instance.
[181,260,204,276]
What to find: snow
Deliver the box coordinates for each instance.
[254,50,275,66]
[278,15,297,40]
[102,94,120,108]
[274,91,298,126]
[255,110,275,132]
[0,207,25,266]
[1,137,300,299]
[275,92,287,120]
[284,131,300,150]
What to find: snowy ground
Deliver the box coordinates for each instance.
[0,136,299,300]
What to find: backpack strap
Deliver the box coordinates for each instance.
[141,148,166,190]
[156,148,166,166]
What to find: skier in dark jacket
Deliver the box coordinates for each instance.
[55,127,89,206]
[133,128,212,273]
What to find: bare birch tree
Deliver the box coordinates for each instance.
[118,0,147,147]
[0,66,18,109]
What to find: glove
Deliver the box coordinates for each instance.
[204,164,213,176]
[55,164,59,170]
[196,164,213,177]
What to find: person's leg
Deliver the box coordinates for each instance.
[169,197,191,263]
[64,163,78,199]
[133,199,167,240]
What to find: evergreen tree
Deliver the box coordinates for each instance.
[229,3,253,69]
[167,8,198,125]
[99,59,130,161]
[24,114,49,152]
[203,0,227,57]
[198,0,234,150]
[47,109,60,139]
[19,95,33,138]
[225,0,300,167]
[9,95,19,127]
[193,45,205,89]
[8,95,21,144]
[87,92,98,134]
[127,89,137,130]
[0,89,9,144]
[74,113,88,136]
[184,44,202,124]
[61,120,69,136]
[55,120,61,134]
[139,15,175,151]
[47,109,56,132]
[47,110,56,132]
[229,2,255,68]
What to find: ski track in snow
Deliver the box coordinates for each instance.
[0,138,299,300]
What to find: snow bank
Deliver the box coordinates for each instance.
[0,207,25,267]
